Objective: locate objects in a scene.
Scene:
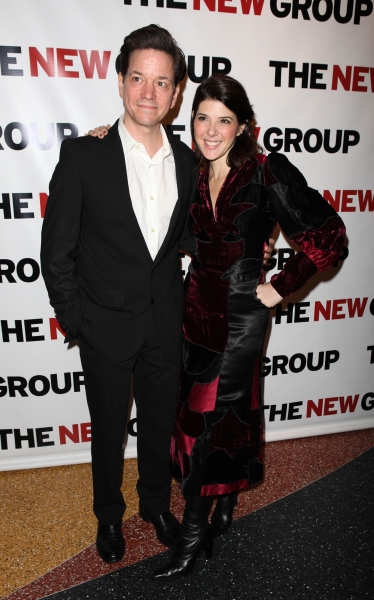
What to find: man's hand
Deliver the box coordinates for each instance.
[84,125,111,138]
[256,282,283,308]
[263,238,275,265]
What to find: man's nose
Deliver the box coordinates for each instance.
[141,81,156,100]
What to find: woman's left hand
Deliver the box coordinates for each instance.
[256,283,283,308]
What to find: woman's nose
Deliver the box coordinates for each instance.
[207,122,218,136]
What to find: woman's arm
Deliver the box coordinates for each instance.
[257,152,346,305]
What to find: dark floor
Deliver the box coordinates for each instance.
[43,448,374,600]
[4,430,374,600]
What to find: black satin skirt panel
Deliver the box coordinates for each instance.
[170,259,269,496]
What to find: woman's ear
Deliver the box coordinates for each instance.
[237,123,246,136]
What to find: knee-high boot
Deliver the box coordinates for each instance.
[152,495,214,580]
[210,491,238,538]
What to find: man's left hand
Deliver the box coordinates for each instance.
[263,238,275,265]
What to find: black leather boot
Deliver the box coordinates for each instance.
[210,492,238,538]
[152,496,214,580]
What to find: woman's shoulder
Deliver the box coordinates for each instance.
[264,152,308,187]
[238,154,267,181]
[254,152,267,166]
[258,151,293,170]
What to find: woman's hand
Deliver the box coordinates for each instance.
[256,282,283,308]
[263,237,275,265]
[84,124,111,138]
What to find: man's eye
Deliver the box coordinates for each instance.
[157,81,167,87]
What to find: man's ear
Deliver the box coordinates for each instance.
[118,73,124,99]
[170,84,180,109]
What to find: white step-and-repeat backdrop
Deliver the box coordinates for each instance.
[1,0,373,470]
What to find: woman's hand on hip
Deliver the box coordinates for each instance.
[256,283,283,308]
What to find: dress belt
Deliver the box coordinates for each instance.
[222,258,262,282]
[189,258,262,282]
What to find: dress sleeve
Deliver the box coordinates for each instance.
[265,152,346,299]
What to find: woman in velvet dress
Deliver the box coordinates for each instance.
[153,75,346,580]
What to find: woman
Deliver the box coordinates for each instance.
[153,75,345,580]
[88,75,345,579]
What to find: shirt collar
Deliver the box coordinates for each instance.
[118,117,172,161]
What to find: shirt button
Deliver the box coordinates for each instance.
[151,228,155,233]
[150,196,154,201]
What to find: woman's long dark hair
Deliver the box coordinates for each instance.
[191,75,262,169]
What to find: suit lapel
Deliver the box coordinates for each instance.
[102,122,153,264]
[102,123,191,267]
[153,135,188,267]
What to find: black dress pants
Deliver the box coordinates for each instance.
[79,315,181,525]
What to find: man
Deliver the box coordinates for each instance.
[41,24,196,564]
[41,24,273,565]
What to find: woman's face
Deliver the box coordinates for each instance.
[193,99,244,166]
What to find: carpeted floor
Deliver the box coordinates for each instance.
[42,448,374,600]
[1,428,374,600]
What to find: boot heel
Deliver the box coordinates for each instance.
[204,528,214,559]
[211,492,238,538]
[205,540,213,559]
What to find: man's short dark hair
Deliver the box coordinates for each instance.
[119,24,186,87]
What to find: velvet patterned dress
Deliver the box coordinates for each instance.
[171,152,345,497]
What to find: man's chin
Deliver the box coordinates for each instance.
[124,110,167,131]
[134,112,161,126]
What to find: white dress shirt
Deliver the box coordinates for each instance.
[118,118,178,260]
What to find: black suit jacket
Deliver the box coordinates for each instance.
[41,121,197,362]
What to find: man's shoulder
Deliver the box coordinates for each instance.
[61,121,120,154]
[166,131,194,160]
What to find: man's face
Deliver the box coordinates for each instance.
[119,49,180,133]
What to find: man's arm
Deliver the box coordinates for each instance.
[41,140,83,341]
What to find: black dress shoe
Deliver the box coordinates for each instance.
[96,523,125,564]
[139,505,181,549]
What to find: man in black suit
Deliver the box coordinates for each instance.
[41,25,196,564]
